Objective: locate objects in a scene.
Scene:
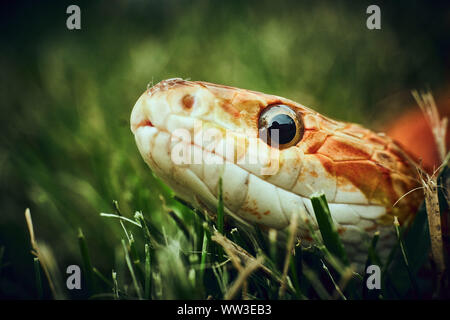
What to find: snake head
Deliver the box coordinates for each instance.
[131,78,423,263]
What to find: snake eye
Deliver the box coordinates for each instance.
[258,104,304,148]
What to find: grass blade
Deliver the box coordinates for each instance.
[78,228,95,293]
[200,226,209,282]
[134,211,159,248]
[168,210,192,241]
[394,217,419,297]
[363,232,381,299]
[217,177,224,235]
[129,233,140,265]
[322,260,346,300]
[100,212,142,227]
[92,267,113,288]
[144,244,152,299]
[34,257,43,299]
[216,177,225,261]
[279,211,298,299]
[112,270,119,300]
[25,208,65,299]
[310,193,349,265]
[121,239,143,299]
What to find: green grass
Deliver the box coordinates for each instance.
[311,193,349,266]
[23,182,449,300]
[42,189,450,299]
[0,0,448,299]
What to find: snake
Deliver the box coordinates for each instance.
[130,78,423,264]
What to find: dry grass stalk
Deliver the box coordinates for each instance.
[211,231,268,273]
[333,267,354,300]
[412,90,447,276]
[211,231,296,297]
[322,261,346,300]
[37,243,66,299]
[224,256,264,300]
[418,170,446,275]
[25,208,58,298]
[211,231,261,299]
[217,233,249,298]
[278,211,299,298]
[412,90,447,163]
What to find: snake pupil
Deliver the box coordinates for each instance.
[268,115,296,145]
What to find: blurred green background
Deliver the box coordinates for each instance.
[0,0,448,299]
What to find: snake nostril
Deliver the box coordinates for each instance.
[182,94,194,110]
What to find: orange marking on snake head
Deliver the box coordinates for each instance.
[182,94,194,109]
[302,130,328,154]
[333,160,384,203]
[317,135,372,161]
[316,154,335,176]
[220,101,241,118]
[366,134,387,146]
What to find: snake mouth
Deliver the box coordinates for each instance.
[136,119,153,129]
[131,118,153,135]
[130,93,154,134]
